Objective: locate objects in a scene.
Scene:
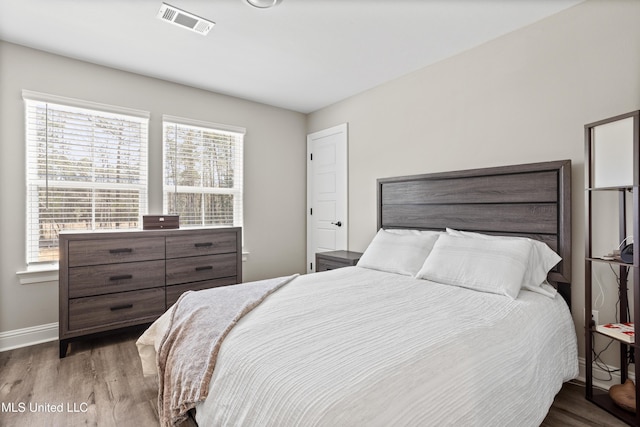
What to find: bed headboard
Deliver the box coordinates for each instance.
[377,160,571,303]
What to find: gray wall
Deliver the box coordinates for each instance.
[307,0,640,361]
[0,41,307,334]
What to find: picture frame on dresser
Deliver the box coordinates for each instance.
[58,227,242,358]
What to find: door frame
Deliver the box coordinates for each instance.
[306,123,348,273]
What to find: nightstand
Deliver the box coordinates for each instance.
[315,250,362,272]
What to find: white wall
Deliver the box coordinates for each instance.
[307,0,640,360]
[0,41,307,335]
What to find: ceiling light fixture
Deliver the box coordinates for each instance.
[157,3,215,35]
[245,0,282,9]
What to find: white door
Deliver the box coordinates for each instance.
[307,123,348,273]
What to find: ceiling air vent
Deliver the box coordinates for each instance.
[157,3,215,35]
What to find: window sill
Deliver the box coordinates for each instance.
[16,264,59,285]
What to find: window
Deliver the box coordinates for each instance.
[24,91,149,264]
[163,115,244,228]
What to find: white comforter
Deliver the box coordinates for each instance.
[185,267,577,426]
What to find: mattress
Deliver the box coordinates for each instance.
[187,266,578,426]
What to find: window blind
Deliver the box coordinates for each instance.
[162,116,244,228]
[24,92,149,264]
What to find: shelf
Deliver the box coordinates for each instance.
[588,389,637,426]
[587,257,633,267]
[591,325,636,346]
[586,186,633,191]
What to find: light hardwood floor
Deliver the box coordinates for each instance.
[0,331,630,427]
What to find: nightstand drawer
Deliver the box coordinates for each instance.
[317,258,350,272]
[68,287,165,331]
[166,232,237,259]
[316,250,362,272]
[166,253,238,285]
[166,277,238,307]
[68,260,165,298]
[68,237,165,267]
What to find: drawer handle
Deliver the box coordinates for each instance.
[109,274,133,281]
[195,242,213,248]
[110,304,133,311]
[109,248,133,254]
[195,266,213,271]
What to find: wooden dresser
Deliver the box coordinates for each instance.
[59,227,241,357]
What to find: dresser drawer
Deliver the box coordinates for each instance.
[68,237,165,267]
[68,260,165,298]
[166,231,237,259]
[166,277,238,307]
[166,253,238,285]
[68,288,165,331]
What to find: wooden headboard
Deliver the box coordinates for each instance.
[377,160,572,303]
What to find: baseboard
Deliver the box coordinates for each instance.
[0,322,58,352]
[578,356,636,391]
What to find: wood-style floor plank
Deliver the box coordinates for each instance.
[541,382,628,427]
[0,332,631,426]
[0,330,158,427]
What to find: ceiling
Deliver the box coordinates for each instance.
[0,0,583,114]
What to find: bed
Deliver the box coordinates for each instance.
[137,159,578,427]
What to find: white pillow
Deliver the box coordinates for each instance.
[415,234,531,299]
[446,228,561,296]
[357,229,441,276]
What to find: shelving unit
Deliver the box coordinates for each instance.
[585,110,640,426]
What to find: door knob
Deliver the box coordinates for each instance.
[331,221,342,227]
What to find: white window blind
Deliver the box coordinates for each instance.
[163,116,244,228]
[24,91,149,264]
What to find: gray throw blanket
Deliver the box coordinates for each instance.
[157,274,299,427]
